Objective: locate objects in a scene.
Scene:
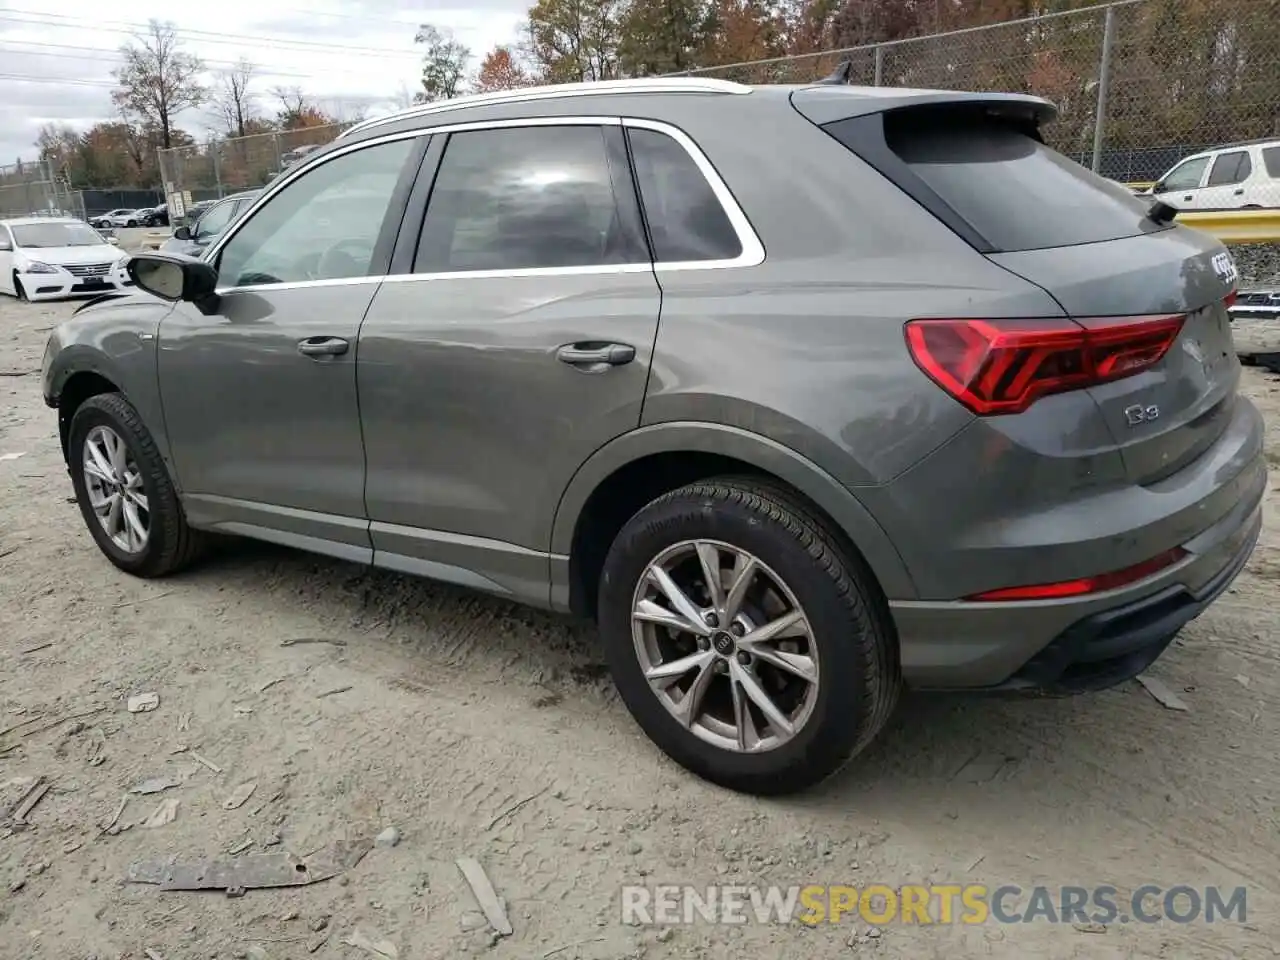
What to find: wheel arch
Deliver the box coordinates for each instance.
[551,422,918,619]
[56,370,121,462]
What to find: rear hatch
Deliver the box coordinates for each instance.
[797,91,1240,485]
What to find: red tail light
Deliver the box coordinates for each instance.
[904,314,1185,415]
[967,547,1187,602]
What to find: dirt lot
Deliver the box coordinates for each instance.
[2,292,1279,960]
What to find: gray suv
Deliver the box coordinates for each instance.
[41,78,1264,794]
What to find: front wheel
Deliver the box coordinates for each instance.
[126,220,137,227]
[68,393,206,577]
[13,274,26,301]
[598,478,900,795]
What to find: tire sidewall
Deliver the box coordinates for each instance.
[599,490,876,790]
[68,399,171,575]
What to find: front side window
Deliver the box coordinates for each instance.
[1161,157,1210,192]
[1207,151,1251,187]
[414,125,644,274]
[216,137,415,287]
[628,127,742,262]
[193,200,237,240]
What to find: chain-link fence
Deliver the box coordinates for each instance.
[674,0,1280,205]
[0,160,85,220]
[157,122,356,223]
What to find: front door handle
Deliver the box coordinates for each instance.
[298,336,349,358]
[1233,188,1245,195]
[556,342,636,368]
[1183,194,1193,201]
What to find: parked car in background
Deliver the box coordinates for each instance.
[1147,138,1280,209]
[90,209,142,228]
[136,205,169,227]
[281,143,324,170]
[160,190,260,258]
[0,217,130,301]
[41,78,1262,795]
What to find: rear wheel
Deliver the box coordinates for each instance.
[68,393,206,577]
[126,219,137,227]
[597,477,899,795]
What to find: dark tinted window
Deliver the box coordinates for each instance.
[860,112,1157,252]
[628,127,741,262]
[1207,150,1250,186]
[1264,147,1280,179]
[414,126,644,273]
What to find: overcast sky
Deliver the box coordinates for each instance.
[0,0,528,165]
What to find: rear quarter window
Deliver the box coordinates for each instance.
[824,109,1162,253]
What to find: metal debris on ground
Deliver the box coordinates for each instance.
[1135,674,1190,711]
[112,591,172,609]
[126,838,372,894]
[11,777,51,824]
[455,856,513,937]
[190,751,222,774]
[316,686,352,699]
[223,782,257,810]
[0,451,27,462]
[258,677,288,693]
[131,776,182,796]
[280,637,347,647]
[127,693,160,713]
[19,642,53,654]
[141,797,179,829]
[342,927,399,959]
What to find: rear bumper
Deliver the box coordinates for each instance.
[891,439,1266,691]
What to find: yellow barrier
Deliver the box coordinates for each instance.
[1175,209,1280,244]
[1126,181,1155,191]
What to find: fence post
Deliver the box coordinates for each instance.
[273,133,283,174]
[1091,4,1117,173]
[873,44,884,86]
[212,144,224,199]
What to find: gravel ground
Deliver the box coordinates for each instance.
[3,291,1280,960]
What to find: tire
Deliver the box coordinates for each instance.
[68,393,206,578]
[597,477,900,795]
[126,220,137,227]
[13,274,26,302]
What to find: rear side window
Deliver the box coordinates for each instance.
[627,127,741,262]
[414,125,646,274]
[832,111,1159,253]
[1262,147,1280,179]
[1207,150,1251,186]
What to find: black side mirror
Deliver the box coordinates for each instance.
[173,225,192,241]
[127,252,218,304]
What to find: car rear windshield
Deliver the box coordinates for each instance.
[827,109,1161,253]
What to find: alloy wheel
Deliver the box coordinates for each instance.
[630,539,820,753]
[82,425,150,554]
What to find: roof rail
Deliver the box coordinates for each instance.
[337,77,752,140]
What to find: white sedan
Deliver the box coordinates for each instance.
[0,218,132,301]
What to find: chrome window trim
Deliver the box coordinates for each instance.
[336,78,752,141]
[211,115,763,296]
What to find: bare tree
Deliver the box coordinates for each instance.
[213,58,257,139]
[112,19,206,150]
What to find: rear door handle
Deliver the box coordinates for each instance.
[297,336,349,358]
[556,342,635,367]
